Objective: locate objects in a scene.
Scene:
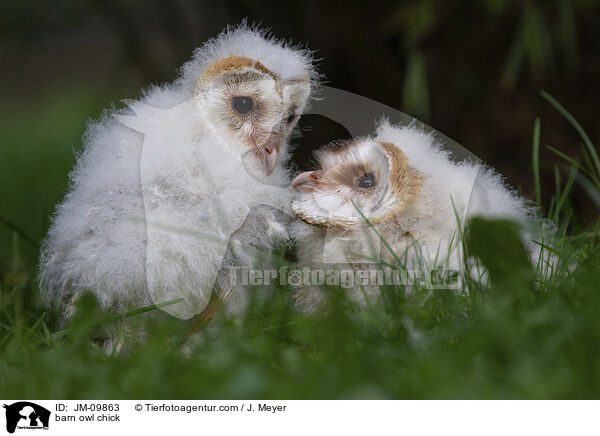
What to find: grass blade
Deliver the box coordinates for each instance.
[0,214,38,247]
[32,297,185,345]
[546,145,594,180]
[351,199,403,267]
[541,90,600,177]
[532,117,542,205]
[574,172,600,209]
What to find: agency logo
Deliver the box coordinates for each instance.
[2,402,50,434]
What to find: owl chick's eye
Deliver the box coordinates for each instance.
[232,96,254,115]
[356,172,376,189]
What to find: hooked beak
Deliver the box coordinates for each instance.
[291,171,322,192]
[260,133,281,176]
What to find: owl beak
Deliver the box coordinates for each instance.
[291,171,322,192]
[261,133,281,176]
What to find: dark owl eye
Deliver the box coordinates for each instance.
[356,172,376,189]
[232,96,254,114]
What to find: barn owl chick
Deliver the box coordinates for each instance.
[39,24,319,321]
[290,121,536,312]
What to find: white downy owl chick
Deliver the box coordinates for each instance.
[39,24,319,320]
[290,120,537,312]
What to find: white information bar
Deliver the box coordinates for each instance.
[1,400,597,435]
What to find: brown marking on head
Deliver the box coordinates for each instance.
[330,161,372,188]
[378,141,424,214]
[195,56,279,95]
[312,138,370,189]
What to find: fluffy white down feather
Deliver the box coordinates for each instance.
[291,121,547,312]
[39,24,318,319]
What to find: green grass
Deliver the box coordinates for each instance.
[1,91,599,399]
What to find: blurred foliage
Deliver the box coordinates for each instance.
[541,91,600,210]
[2,0,598,119]
[385,0,594,119]
[1,213,600,398]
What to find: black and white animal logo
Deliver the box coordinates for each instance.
[3,402,50,434]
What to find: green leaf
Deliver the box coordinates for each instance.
[466,218,532,290]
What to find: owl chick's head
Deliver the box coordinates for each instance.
[187,24,319,176]
[291,137,424,228]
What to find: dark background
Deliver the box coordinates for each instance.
[1,0,599,263]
